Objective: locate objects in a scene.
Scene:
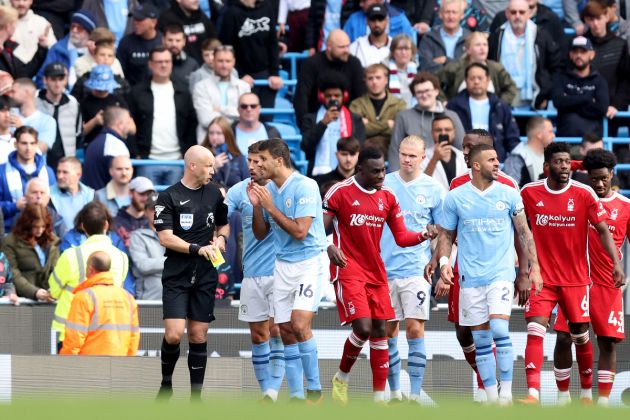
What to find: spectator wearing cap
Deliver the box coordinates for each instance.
[36,9,96,90]
[94,155,133,216]
[419,0,470,73]
[10,78,57,155]
[113,176,155,248]
[301,73,366,176]
[128,45,196,186]
[0,95,13,163]
[80,64,129,145]
[192,45,251,141]
[343,0,415,43]
[349,4,392,67]
[82,106,133,190]
[49,156,94,230]
[117,3,163,86]
[74,28,125,79]
[10,0,57,65]
[81,0,140,43]
[294,29,366,130]
[218,0,284,116]
[552,36,609,137]
[35,62,82,169]
[157,0,217,64]
[161,24,199,88]
[128,193,165,300]
[582,1,630,129]
[0,5,49,79]
[488,0,563,109]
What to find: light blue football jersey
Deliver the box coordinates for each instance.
[265,172,327,262]
[441,181,523,288]
[226,178,276,278]
[381,172,446,280]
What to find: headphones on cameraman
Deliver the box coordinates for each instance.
[318,90,349,105]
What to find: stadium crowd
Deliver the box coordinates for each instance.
[0,0,628,407]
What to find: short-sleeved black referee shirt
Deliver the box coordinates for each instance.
[154,181,229,258]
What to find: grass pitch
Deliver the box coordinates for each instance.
[1,397,627,420]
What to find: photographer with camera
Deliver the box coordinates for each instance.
[301,72,366,177]
[422,113,467,190]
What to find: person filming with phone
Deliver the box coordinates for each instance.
[301,72,365,177]
[422,113,467,190]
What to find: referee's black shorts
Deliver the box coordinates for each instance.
[162,256,218,323]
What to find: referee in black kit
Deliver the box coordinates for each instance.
[154,145,229,401]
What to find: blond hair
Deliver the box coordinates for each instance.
[0,6,18,29]
[400,135,426,151]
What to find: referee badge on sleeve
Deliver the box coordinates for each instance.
[180,214,194,230]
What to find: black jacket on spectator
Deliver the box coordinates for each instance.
[80,93,128,146]
[157,2,217,64]
[127,79,197,159]
[171,52,199,87]
[218,0,280,78]
[490,3,566,52]
[306,0,359,50]
[300,110,365,176]
[585,30,630,110]
[446,91,520,161]
[551,69,609,137]
[294,52,367,130]
[488,24,563,108]
[0,40,47,79]
[117,32,163,86]
[391,0,436,25]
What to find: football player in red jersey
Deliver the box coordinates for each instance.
[552,149,628,406]
[519,142,624,405]
[425,129,523,402]
[323,146,437,404]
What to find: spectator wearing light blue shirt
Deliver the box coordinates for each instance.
[250,139,327,402]
[10,78,57,155]
[49,157,95,230]
[380,134,445,404]
[81,0,139,45]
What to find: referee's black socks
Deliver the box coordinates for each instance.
[161,338,180,387]
[188,341,208,399]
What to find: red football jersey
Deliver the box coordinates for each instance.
[588,191,630,288]
[449,170,520,191]
[323,177,419,285]
[521,179,607,286]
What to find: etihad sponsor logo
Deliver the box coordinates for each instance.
[349,213,385,227]
[535,214,576,227]
[463,218,507,232]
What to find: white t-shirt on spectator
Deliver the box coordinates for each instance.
[0,134,14,164]
[150,81,181,161]
[349,36,391,68]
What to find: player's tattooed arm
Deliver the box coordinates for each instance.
[512,210,543,298]
[436,228,456,285]
[595,220,626,288]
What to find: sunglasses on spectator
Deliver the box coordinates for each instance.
[240,103,260,109]
[509,9,528,15]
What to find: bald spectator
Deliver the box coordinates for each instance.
[10,78,57,154]
[10,0,57,65]
[50,157,95,229]
[306,0,360,54]
[114,176,155,248]
[60,251,139,356]
[488,0,562,109]
[503,116,555,186]
[94,155,133,216]
[419,0,470,73]
[294,29,367,129]
[82,106,133,190]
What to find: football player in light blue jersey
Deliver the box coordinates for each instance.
[249,139,328,403]
[436,144,542,405]
[226,142,285,402]
[381,135,444,405]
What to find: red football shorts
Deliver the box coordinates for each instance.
[334,278,395,325]
[447,272,460,323]
[554,284,625,341]
[526,284,590,323]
